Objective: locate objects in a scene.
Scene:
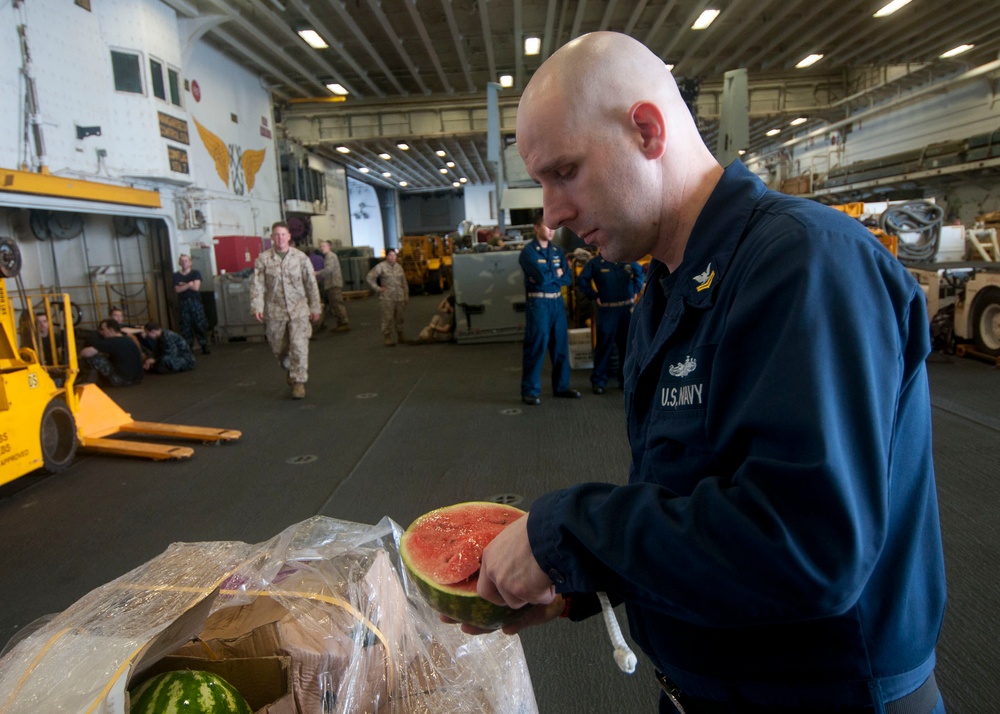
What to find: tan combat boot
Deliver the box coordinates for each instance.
[291,383,306,399]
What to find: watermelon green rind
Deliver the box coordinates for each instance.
[129,670,252,714]
[400,501,528,630]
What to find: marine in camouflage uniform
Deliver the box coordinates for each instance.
[251,222,323,398]
[316,240,349,331]
[366,248,409,346]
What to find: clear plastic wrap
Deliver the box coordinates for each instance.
[0,516,538,714]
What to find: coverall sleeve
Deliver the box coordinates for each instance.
[518,246,544,286]
[577,260,598,300]
[527,230,929,629]
[629,262,645,296]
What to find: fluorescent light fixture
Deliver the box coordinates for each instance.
[396,142,410,150]
[359,167,370,173]
[691,9,720,30]
[335,146,351,154]
[459,177,468,183]
[452,182,461,188]
[665,63,675,72]
[381,172,391,177]
[298,30,328,49]
[446,161,455,167]
[525,37,541,56]
[765,128,781,137]
[940,44,974,59]
[326,83,348,95]
[789,117,808,126]
[439,168,449,174]
[738,149,746,156]
[499,74,514,88]
[873,0,912,17]
[795,53,824,69]
[436,150,446,157]
[399,181,408,187]
[379,153,391,160]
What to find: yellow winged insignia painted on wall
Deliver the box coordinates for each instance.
[193,118,268,194]
[193,118,229,187]
[241,149,267,191]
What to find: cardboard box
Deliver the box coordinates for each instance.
[568,328,593,370]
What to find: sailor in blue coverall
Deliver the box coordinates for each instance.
[473,33,946,714]
[576,253,645,393]
[519,214,582,405]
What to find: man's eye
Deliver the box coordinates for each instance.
[557,167,576,180]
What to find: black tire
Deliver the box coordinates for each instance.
[426,269,442,294]
[971,288,1000,357]
[0,238,21,278]
[40,400,77,474]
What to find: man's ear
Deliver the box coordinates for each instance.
[630,101,666,159]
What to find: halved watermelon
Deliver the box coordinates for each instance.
[129,670,252,714]
[400,501,527,629]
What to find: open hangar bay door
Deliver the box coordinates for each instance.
[2,208,175,336]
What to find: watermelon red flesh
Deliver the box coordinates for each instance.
[400,501,527,629]
[129,670,252,714]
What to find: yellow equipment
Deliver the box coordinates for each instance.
[399,234,452,294]
[0,239,240,487]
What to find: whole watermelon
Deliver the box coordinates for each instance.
[128,670,252,714]
[400,501,527,630]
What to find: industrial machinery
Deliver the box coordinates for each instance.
[0,239,241,487]
[908,263,1000,362]
[399,235,452,294]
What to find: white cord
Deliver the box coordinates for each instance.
[597,591,637,674]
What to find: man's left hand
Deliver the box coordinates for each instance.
[477,513,556,610]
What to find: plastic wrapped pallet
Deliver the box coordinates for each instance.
[0,516,538,714]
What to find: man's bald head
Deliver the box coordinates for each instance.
[516,32,722,268]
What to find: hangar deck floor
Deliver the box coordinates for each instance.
[0,293,996,712]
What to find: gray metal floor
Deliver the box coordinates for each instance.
[0,293,997,713]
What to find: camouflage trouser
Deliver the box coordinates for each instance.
[325,287,349,327]
[154,352,195,374]
[179,298,209,348]
[380,299,405,341]
[82,354,140,387]
[265,315,311,383]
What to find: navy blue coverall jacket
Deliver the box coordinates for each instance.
[577,256,645,388]
[527,162,945,709]
[519,238,573,397]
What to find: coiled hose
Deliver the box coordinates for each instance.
[879,201,945,263]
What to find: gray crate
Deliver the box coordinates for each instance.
[216,274,266,340]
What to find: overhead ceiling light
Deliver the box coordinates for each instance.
[359,167,369,173]
[665,63,675,72]
[940,44,974,59]
[379,153,391,160]
[459,177,468,184]
[439,168,449,174]
[452,181,461,188]
[435,150,446,157]
[873,0,913,17]
[298,29,328,49]
[381,172,391,177]
[738,149,746,156]
[795,53,824,69]
[789,117,808,126]
[396,142,410,150]
[691,9,720,30]
[446,161,455,168]
[399,181,408,187]
[326,83,348,95]
[499,74,514,88]
[335,146,350,154]
[524,37,541,56]
[765,128,781,137]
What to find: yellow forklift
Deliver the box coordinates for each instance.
[399,234,452,294]
[0,239,240,487]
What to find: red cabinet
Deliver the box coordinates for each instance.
[214,235,264,274]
